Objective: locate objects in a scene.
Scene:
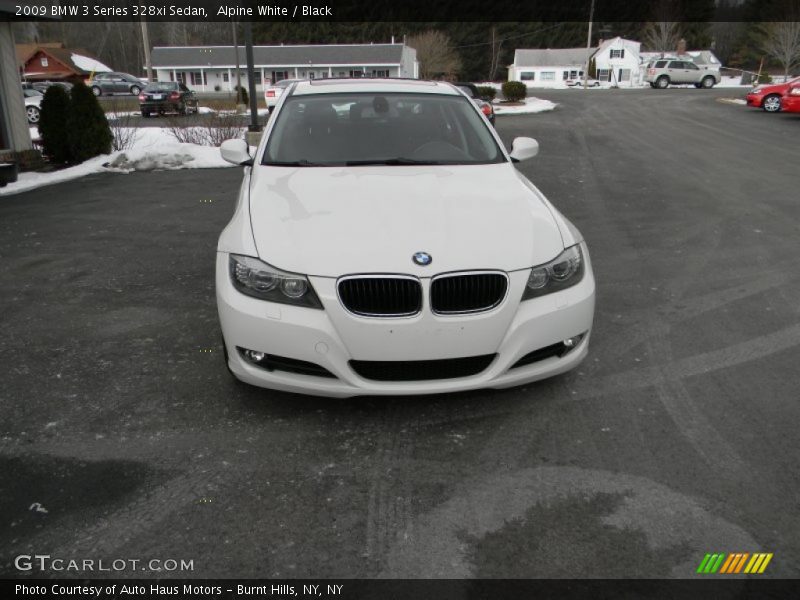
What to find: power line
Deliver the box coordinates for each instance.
[453,22,569,49]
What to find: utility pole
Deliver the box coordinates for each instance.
[140,18,153,81]
[583,0,596,90]
[244,21,260,132]
[233,21,242,104]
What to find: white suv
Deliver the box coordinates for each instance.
[646,59,720,89]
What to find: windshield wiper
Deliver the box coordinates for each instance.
[343,158,444,166]
[263,160,322,167]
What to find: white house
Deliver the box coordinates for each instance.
[508,47,594,87]
[508,37,642,87]
[150,43,419,92]
[593,37,642,87]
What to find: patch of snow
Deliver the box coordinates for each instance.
[2,127,239,197]
[718,98,747,105]
[716,76,751,88]
[493,97,557,116]
[71,53,112,73]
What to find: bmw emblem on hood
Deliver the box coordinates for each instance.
[413,252,432,266]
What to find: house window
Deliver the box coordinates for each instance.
[253,71,262,84]
[597,69,611,82]
[540,72,555,81]
[350,70,364,78]
[520,72,535,81]
[308,72,315,79]
[222,72,229,83]
[175,72,186,84]
[190,72,205,86]
[272,71,289,84]
[618,68,631,82]
[610,49,625,59]
[563,71,570,80]
[40,57,48,67]
[372,69,389,78]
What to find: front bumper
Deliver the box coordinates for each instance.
[216,246,595,397]
[746,94,763,107]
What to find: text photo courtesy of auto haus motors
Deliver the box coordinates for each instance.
[2,1,800,597]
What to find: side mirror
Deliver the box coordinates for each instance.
[509,137,539,162]
[220,139,252,166]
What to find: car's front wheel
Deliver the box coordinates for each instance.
[656,76,670,89]
[26,106,40,124]
[91,86,101,96]
[701,76,715,89]
[130,85,141,95]
[762,94,782,112]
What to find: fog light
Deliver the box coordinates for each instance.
[244,349,266,363]
[563,334,583,349]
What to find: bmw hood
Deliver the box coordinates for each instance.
[247,163,565,277]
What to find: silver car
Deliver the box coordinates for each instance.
[89,72,145,97]
[645,59,720,89]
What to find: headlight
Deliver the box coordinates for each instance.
[229,254,323,309]
[522,245,584,300]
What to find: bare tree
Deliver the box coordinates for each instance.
[407,30,461,80]
[642,21,682,54]
[760,22,800,80]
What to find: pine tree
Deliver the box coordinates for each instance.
[38,85,73,165]
[67,82,112,163]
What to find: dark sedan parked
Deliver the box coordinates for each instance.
[89,72,146,96]
[139,82,199,117]
[453,82,496,125]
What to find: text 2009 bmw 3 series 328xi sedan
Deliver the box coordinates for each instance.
[216,79,595,398]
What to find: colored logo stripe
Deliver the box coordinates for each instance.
[698,553,773,574]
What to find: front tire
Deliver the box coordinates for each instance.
[91,86,101,97]
[656,76,670,89]
[701,76,715,89]
[26,106,40,124]
[130,85,141,95]
[762,94,781,112]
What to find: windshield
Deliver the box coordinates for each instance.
[262,92,505,166]
[145,82,177,92]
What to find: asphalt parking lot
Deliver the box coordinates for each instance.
[2,88,799,579]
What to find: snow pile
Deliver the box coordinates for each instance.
[105,128,234,172]
[718,98,747,105]
[71,53,112,73]
[494,97,557,116]
[1,128,238,197]
[716,76,752,88]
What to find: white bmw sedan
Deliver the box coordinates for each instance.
[216,79,595,397]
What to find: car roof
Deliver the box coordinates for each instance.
[291,78,460,96]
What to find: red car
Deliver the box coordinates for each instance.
[781,83,800,113]
[746,77,800,112]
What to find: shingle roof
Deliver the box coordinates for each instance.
[151,44,407,68]
[514,47,596,68]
